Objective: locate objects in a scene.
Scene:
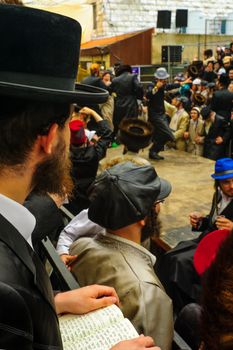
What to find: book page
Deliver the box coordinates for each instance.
[62,318,139,350]
[59,304,124,342]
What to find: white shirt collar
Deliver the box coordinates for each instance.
[0,194,36,247]
[104,231,156,266]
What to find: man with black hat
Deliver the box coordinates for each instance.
[0,5,159,350]
[69,162,173,350]
[199,105,231,160]
[146,67,191,160]
[211,73,233,121]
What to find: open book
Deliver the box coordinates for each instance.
[59,304,139,350]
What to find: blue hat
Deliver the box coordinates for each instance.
[211,158,233,180]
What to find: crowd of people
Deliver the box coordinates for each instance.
[81,46,232,161]
[0,3,233,350]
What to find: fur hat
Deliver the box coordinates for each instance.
[0,5,108,105]
[88,161,171,230]
[118,118,153,152]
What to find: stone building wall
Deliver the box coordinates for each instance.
[92,0,233,38]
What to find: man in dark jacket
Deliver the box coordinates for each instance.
[65,107,112,215]
[199,106,231,160]
[0,6,158,350]
[146,68,191,160]
[81,63,107,117]
[211,74,233,121]
[156,158,233,314]
[111,64,143,136]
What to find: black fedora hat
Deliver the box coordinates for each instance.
[118,118,153,152]
[0,5,108,104]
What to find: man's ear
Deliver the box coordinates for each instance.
[139,219,146,227]
[38,123,58,155]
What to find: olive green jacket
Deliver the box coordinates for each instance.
[70,232,173,350]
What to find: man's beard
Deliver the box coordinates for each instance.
[141,211,161,242]
[31,137,74,199]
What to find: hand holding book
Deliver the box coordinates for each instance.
[59,304,160,350]
[54,284,119,315]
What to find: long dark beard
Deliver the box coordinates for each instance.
[141,211,161,242]
[31,138,74,199]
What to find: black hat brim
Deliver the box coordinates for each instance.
[0,81,109,104]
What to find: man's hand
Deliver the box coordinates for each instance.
[183,131,189,139]
[189,212,203,229]
[54,285,119,315]
[60,254,78,270]
[195,136,204,144]
[215,217,233,231]
[215,136,223,144]
[110,336,161,349]
[79,107,102,122]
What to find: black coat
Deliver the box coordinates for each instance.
[111,72,143,127]
[211,89,233,120]
[0,214,62,349]
[24,193,65,262]
[81,75,107,116]
[146,82,180,116]
[65,120,112,215]
[156,192,233,313]
[203,113,231,160]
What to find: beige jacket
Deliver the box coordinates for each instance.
[169,107,189,151]
[70,233,173,350]
[186,119,205,156]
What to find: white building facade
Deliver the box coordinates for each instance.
[89,0,233,38]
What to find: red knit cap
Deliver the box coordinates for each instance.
[193,229,230,275]
[69,120,87,145]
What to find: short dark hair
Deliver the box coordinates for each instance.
[204,49,213,58]
[0,96,70,168]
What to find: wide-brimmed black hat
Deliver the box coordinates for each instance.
[0,5,108,104]
[88,161,172,230]
[118,118,153,152]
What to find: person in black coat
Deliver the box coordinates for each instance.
[197,106,231,160]
[211,74,233,121]
[146,67,191,160]
[81,63,108,117]
[24,192,65,263]
[65,107,112,215]
[156,158,233,314]
[0,7,128,350]
[111,64,143,137]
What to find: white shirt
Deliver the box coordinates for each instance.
[0,193,36,247]
[56,209,105,255]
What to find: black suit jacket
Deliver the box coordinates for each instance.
[211,89,233,120]
[0,215,62,349]
[111,72,143,125]
[203,114,231,160]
